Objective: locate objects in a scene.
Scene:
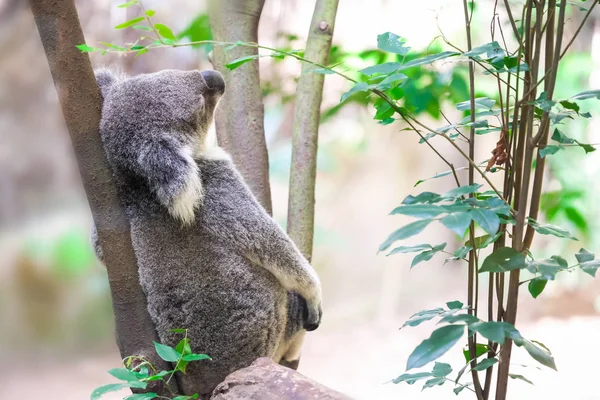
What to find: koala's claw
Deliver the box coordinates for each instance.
[303,301,323,332]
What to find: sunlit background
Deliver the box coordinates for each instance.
[1,0,600,398]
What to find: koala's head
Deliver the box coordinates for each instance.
[96,68,225,153]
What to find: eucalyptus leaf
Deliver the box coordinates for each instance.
[154,341,182,362]
[359,62,401,76]
[114,17,145,29]
[377,32,410,55]
[528,278,548,298]
[422,377,445,389]
[379,219,433,252]
[441,212,472,237]
[446,300,463,310]
[456,97,496,111]
[527,218,578,240]
[406,325,465,370]
[571,89,600,100]
[393,372,432,385]
[509,374,534,385]
[469,208,500,235]
[398,51,460,70]
[390,204,447,218]
[225,55,260,70]
[340,82,371,102]
[387,244,432,256]
[432,362,452,377]
[402,308,445,328]
[575,248,595,263]
[514,338,557,370]
[480,247,526,273]
[472,358,498,371]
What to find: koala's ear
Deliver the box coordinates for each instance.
[95,68,122,99]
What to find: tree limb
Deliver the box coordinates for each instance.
[287,0,340,260]
[29,0,174,394]
[208,0,273,213]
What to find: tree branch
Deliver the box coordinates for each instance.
[29,0,174,395]
[287,0,340,260]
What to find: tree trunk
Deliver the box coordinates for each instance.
[287,0,340,260]
[208,0,272,213]
[29,0,175,394]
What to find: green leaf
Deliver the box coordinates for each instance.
[182,353,211,361]
[441,212,472,237]
[528,278,548,298]
[462,343,489,363]
[509,374,534,385]
[133,24,152,31]
[576,248,595,263]
[454,384,472,395]
[401,308,445,328]
[402,192,441,204]
[469,208,500,235]
[390,204,447,218]
[527,218,577,240]
[125,394,158,400]
[154,342,182,362]
[469,321,521,345]
[551,128,574,144]
[456,97,496,111]
[560,100,580,113]
[144,9,155,17]
[117,1,138,8]
[91,384,128,400]
[406,325,465,370]
[76,44,99,53]
[340,82,370,102]
[398,51,460,70]
[146,371,169,381]
[376,73,408,90]
[108,368,139,383]
[359,62,400,76]
[114,17,145,29]
[379,219,433,252]
[527,257,567,280]
[539,145,563,158]
[446,301,463,310]
[514,338,557,370]
[432,362,452,377]
[387,244,432,256]
[472,358,498,371]
[169,328,187,333]
[393,372,432,385]
[439,313,479,325]
[581,260,600,277]
[442,184,482,199]
[154,23,177,41]
[422,377,445,389]
[581,111,592,118]
[414,168,468,187]
[411,250,436,268]
[453,246,471,259]
[576,141,597,154]
[377,32,410,55]
[463,41,501,57]
[480,247,526,273]
[571,90,600,100]
[172,396,199,400]
[225,55,260,70]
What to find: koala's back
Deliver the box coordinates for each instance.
[124,159,288,396]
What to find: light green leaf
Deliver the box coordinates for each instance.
[144,10,155,17]
[133,24,152,31]
[432,362,452,377]
[398,51,460,70]
[463,41,501,57]
[377,32,410,55]
[390,204,447,218]
[172,395,199,400]
[392,372,432,385]
[441,212,472,237]
[576,248,595,263]
[76,44,100,53]
[527,218,577,240]
[509,374,534,385]
[411,250,436,268]
[91,384,128,400]
[527,257,567,280]
[422,377,445,389]
[117,1,138,8]
[114,17,145,29]
[581,260,600,277]
[154,342,182,362]
[514,338,557,370]
[480,247,526,273]
[379,219,433,252]
[377,72,408,90]
[442,184,482,199]
[406,325,465,370]
[456,97,496,111]
[108,368,139,383]
[225,55,260,70]
[359,62,400,76]
[571,90,600,100]
[340,82,370,102]
[539,145,563,158]
[169,328,187,333]
[401,308,445,328]
[403,192,442,204]
[182,354,212,361]
[472,358,498,371]
[387,244,432,255]
[528,278,548,298]
[462,343,489,363]
[469,208,500,235]
[454,384,472,395]
[154,23,177,41]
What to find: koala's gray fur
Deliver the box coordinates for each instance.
[92,68,322,397]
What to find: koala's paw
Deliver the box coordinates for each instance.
[168,159,203,225]
[302,291,323,332]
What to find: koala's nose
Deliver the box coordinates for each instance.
[200,70,225,95]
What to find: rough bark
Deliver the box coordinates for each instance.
[208,0,273,214]
[287,0,340,260]
[210,358,351,400]
[29,0,174,394]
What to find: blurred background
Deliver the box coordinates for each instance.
[1,0,600,398]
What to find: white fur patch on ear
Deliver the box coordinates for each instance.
[168,148,204,225]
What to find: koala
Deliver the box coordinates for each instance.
[92,68,322,397]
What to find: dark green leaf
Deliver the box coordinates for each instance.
[480,247,526,273]
[441,213,472,237]
[581,111,592,118]
[446,301,463,310]
[379,219,434,252]
[509,374,534,385]
[432,362,452,377]
[392,372,432,384]
[551,128,574,144]
[154,23,176,41]
[469,208,500,235]
[341,82,370,102]
[560,100,580,113]
[390,204,447,218]
[539,145,563,158]
[442,184,482,199]
[571,90,600,100]
[469,321,521,345]
[439,313,479,325]
[514,338,557,370]
[527,218,578,240]
[403,192,441,204]
[359,62,400,76]
[387,244,432,256]
[576,141,597,154]
[376,73,408,90]
[154,341,181,362]
[401,308,444,328]
[377,32,410,55]
[528,278,548,298]
[406,325,465,370]
[172,395,199,400]
[125,394,158,400]
[225,55,260,70]
[472,358,498,371]
[456,97,496,111]
[114,17,145,29]
[576,248,595,263]
[398,51,460,70]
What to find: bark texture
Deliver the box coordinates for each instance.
[211,358,351,400]
[208,0,272,214]
[29,0,174,393]
[287,0,340,260]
